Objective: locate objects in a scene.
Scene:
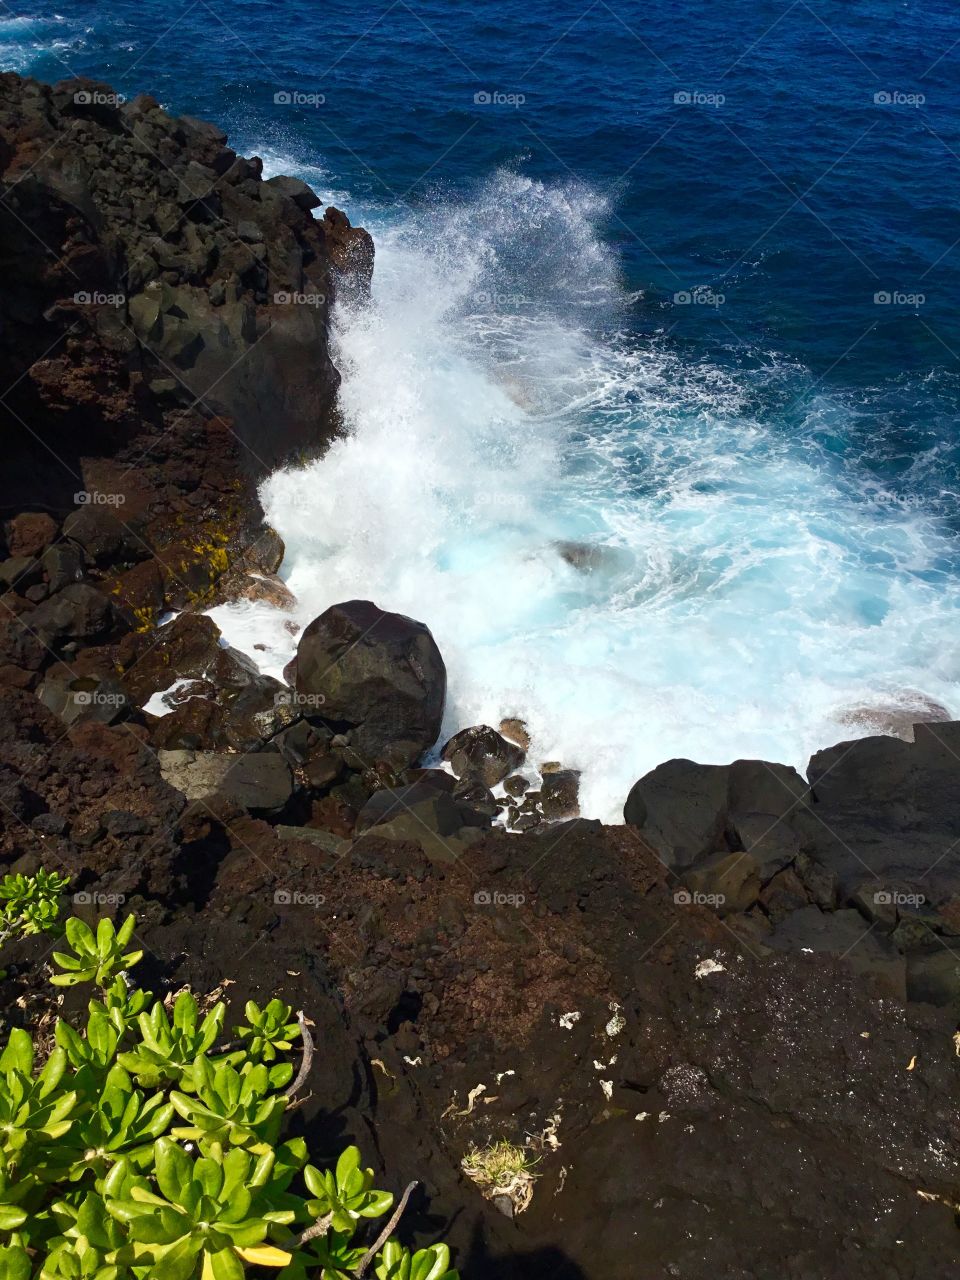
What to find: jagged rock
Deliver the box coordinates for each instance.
[540,768,580,820]
[441,724,524,787]
[295,600,446,768]
[265,174,322,211]
[29,583,115,644]
[758,867,809,923]
[274,824,349,856]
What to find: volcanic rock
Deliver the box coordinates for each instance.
[295,600,446,768]
[441,724,525,787]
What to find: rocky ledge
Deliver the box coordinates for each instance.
[1,74,959,1280]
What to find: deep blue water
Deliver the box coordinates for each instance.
[5,1,960,815]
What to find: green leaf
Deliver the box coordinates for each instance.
[155,1138,194,1203]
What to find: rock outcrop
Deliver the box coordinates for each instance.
[0,71,372,610]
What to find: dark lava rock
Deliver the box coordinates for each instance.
[540,768,580,819]
[356,781,491,836]
[624,757,809,871]
[295,600,446,768]
[63,507,145,566]
[441,724,525,787]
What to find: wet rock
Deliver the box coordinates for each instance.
[357,781,491,836]
[451,780,500,820]
[157,748,292,814]
[441,724,524,787]
[499,717,531,750]
[295,600,446,768]
[540,768,580,820]
[502,773,528,797]
[837,692,951,742]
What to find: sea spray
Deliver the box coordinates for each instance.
[209,169,960,821]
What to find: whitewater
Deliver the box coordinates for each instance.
[209,166,960,822]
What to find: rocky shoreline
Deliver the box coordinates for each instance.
[1,73,960,1277]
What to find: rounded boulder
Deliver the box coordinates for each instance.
[295,599,446,768]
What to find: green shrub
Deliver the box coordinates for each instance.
[0,911,458,1280]
[0,869,69,945]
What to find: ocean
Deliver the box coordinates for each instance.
[5,0,960,818]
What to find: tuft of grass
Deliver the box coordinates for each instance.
[461,1140,539,1213]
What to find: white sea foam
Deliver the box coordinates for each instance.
[207,169,960,821]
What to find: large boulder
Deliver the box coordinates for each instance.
[295,600,446,768]
[623,757,810,872]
